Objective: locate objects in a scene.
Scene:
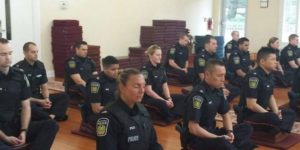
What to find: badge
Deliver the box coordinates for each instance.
[170,48,175,54]
[249,77,259,89]
[96,118,109,137]
[288,50,293,57]
[198,58,205,67]
[141,70,148,80]
[193,95,203,109]
[68,60,76,68]
[90,82,100,94]
[233,56,240,64]
[227,43,232,49]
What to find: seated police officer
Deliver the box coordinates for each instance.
[194,35,240,102]
[238,47,296,133]
[82,56,119,127]
[289,67,300,111]
[224,31,239,61]
[141,45,185,123]
[165,33,193,83]
[280,34,300,85]
[14,42,69,121]
[96,69,162,150]
[184,59,254,150]
[64,41,98,97]
[0,38,58,150]
[228,37,253,87]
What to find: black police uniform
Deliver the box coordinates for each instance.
[183,82,254,150]
[289,68,300,110]
[82,72,117,125]
[165,42,193,83]
[141,62,186,122]
[14,59,69,121]
[96,98,162,150]
[64,55,96,96]
[194,49,240,102]
[227,49,251,86]
[280,44,299,85]
[0,67,58,150]
[224,40,238,61]
[238,66,296,132]
[271,48,290,87]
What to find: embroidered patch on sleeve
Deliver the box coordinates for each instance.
[233,56,240,64]
[68,60,76,68]
[249,77,259,89]
[170,48,176,54]
[193,95,204,109]
[96,118,109,137]
[288,50,293,57]
[90,82,100,94]
[198,58,206,67]
[227,43,232,49]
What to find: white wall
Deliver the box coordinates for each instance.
[40,0,213,72]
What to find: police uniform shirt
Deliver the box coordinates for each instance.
[96,98,162,150]
[86,72,117,106]
[166,42,188,69]
[141,62,167,97]
[224,40,238,58]
[14,59,48,97]
[194,49,218,74]
[186,82,229,131]
[280,44,299,69]
[240,67,274,115]
[0,67,31,122]
[228,50,251,73]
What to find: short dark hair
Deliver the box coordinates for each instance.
[179,32,188,39]
[289,34,298,42]
[73,41,88,49]
[238,37,249,45]
[0,38,9,44]
[256,47,276,64]
[102,56,119,68]
[117,68,141,86]
[203,35,215,45]
[23,42,36,52]
[204,59,225,72]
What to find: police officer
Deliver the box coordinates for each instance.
[224,31,239,61]
[96,68,162,150]
[64,41,98,97]
[238,47,295,133]
[194,35,240,102]
[183,59,255,150]
[14,42,69,121]
[141,45,186,123]
[165,33,193,83]
[289,67,300,111]
[82,56,119,127]
[0,38,58,150]
[280,34,300,85]
[227,37,253,87]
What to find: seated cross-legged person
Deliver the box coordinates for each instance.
[141,45,186,123]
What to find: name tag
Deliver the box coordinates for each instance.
[36,74,42,78]
[128,135,139,143]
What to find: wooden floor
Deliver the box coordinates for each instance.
[50,85,300,150]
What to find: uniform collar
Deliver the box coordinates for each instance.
[74,55,87,62]
[202,81,221,94]
[288,43,298,49]
[99,72,116,82]
[117,98,139,116]
[23,58,37,67]
[147,61,161,69]
[176,42,186,49]
[0,67,13,79]
[256,66,271,78]
[204,49,215,56]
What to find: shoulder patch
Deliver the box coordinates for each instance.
[68,60,76,68]
[170,48,176,54]
[90,82,100,94]
[227,43,232,49]
[96,118,109,137]
[193,95,204,109]
[288,50,293,57]
[249,77,259,89]
[233,56,240,64]
[141,70,148,80]
[198,58,206,66]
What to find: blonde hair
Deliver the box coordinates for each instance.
[145,44,161,57]
[267,37,279,48]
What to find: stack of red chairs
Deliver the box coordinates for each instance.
[87,45,101,72]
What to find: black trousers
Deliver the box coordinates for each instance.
[166,68,194,84]
[142,94,186,121]
[31,93,69,121]
[0,119,59,150]
[189,123,254,150]
[65,84,87,98]
[245,108,296,132]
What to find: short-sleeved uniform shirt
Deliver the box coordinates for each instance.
[64,55,96,87]
[228,50,251,74]
[239,67,274,116]
[0,67,31,122]
[14,59,48,97]
[141,62,167,98]
[280,44,299,70]
[165,42,189,69]
[194,49,219,75]
[185,82,229,132]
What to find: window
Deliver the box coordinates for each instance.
[282,0,298,42]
